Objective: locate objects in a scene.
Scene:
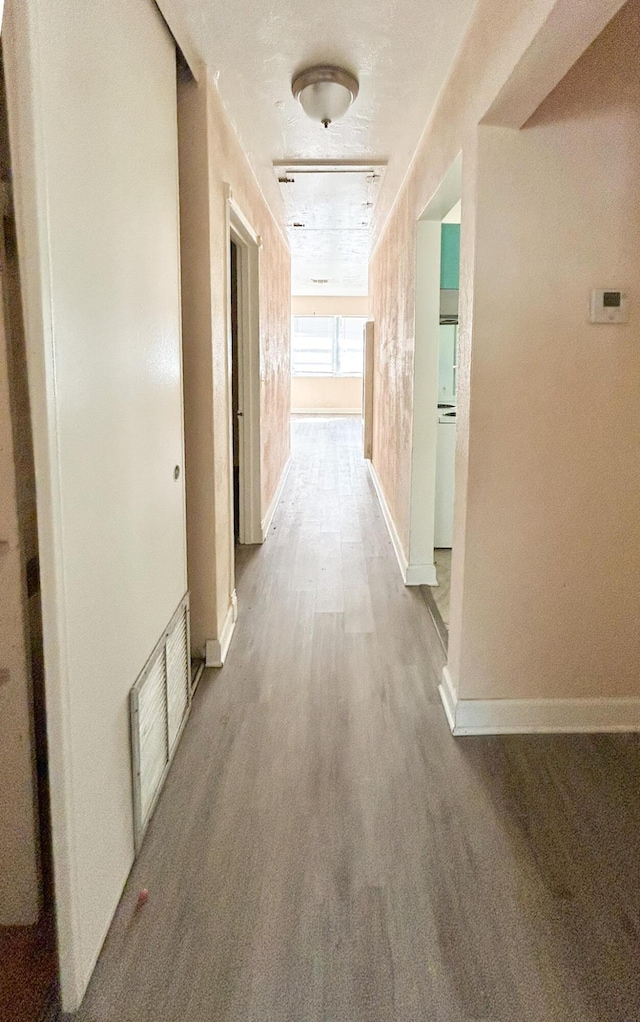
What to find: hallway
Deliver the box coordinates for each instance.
[77,418,640,1022]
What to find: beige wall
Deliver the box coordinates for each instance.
[292,295,369,317]
[179,75,291,653]
[452,2,640,701]
[290,296,367,413]
[291,376,362,413]
[6,0,187,1009]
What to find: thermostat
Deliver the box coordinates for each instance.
[590,289,628,323]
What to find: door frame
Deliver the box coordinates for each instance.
[406,153,462,586]
[224,186,262,547]
[363,320,374,459]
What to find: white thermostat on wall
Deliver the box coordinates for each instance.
[589,289,628,323]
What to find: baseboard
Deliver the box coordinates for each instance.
[438,667,458,731]
[420,585,448,653]
[261,455,292,542]
[439,666,640,735]
[205,590,238,667]
[405,562,438,585]
[291,408,361,415]
[366,459,411,585]
[190,657,205,692]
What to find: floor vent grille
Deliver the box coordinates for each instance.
[130,593,191,852]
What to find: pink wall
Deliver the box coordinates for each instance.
[179,75,291,651]
[453,1,640,700]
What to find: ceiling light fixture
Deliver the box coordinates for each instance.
[291,65,359,129]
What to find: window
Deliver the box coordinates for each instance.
[291,315,366,376]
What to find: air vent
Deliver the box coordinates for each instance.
[130,594,191,852]
[166,605,189,752]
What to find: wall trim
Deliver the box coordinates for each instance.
[367,459,408,583]
[367,460,436,587]
[190,658,205,692]
[205,590,238,667]
[261,454,291,542]
[439,666,640,735]
[226,190,263,545]
[291,407,361,416]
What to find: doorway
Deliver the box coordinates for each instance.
[226,192,262,550]
[408,155,462,646]
[230,239,240,543]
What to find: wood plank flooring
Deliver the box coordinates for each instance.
[74,416,640,1022]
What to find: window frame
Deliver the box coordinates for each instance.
[291,314,366,378]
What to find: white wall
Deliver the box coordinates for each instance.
[442,200,461,224]
[5,0,186,1010]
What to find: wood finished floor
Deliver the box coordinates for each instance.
[75,417,640,1022]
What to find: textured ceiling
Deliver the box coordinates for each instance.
[161,0,475,294]
[276,165,385,294]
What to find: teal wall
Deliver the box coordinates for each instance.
[440,224,460,290]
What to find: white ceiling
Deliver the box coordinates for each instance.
[162,0,476,294]
[276,165,385,294]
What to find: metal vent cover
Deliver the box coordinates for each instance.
[130,593,191,852]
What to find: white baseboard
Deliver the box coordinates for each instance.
[438,667,459,731]
[405,562,438,586]
[190,658,205,692]
[367,460,437,587]
[291,408,361,416]
[367,459,409,584]
[261,455,292,542]
[439,666,640,735]
[205,590,238,667]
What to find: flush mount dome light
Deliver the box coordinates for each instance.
[292,65,359,129]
